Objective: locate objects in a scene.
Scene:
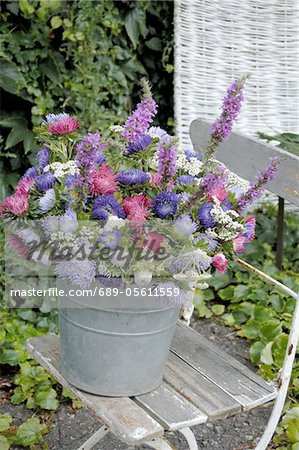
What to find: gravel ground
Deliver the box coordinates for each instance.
[0,318,274,450]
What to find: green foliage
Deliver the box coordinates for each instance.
[0,0,174,199]
[0,414,48,449]
[194,202,299,446]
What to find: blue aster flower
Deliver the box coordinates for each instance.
[44,113,70,124]
[117,170,149,185]
[221,199,232,211]
[124,135,153,156]
[39,189,55,213]
[21,167,37,180]
[185,150,202,161]
[93,195,126,221]
[152,191,178,219]
[177,175,195,185]
[174,215,197,236]
[99,229,121,250]
[65,173,83,187]
[36,172,56,191]
[198,201,215,229]
[36,147,50,169]
[60,208,78,233]
[55,259,96,288]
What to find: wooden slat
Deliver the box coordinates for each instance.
[164,353,241,420]
[135,381,207,431]
[25,334,163,445]
[171,323,277,410]
[189,118,299,206]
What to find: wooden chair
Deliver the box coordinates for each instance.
[26,122,299,450]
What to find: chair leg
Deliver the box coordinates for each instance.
[77,425,109,450]
[147,437,176,450]
[177,427,198,450]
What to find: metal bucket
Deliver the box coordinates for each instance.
[58,281,181,396]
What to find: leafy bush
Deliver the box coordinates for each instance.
[0,0,174,199]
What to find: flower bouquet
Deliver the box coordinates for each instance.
[2,77,279,395]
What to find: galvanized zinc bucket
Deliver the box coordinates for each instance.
[58,281,181,396]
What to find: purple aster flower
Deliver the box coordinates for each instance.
[148,126,169,139]
[237,156,279,214]
[198,201,215,229]
[221,199,232,211]
[124,135,153,156]
[55,259,96,288]
[177,175,195,185]
[41,216,60,236]
[39,189,55,213]
[36,147,50,169]
[185,150,202,161]
[93,195,126,221]
[60,208,78,233]
[99,229,121,250]
[200,173,218,190]
[206,75,249,158]
[174,215,197,236]
[98,275,123,288]
[122,98,158,142]
[157,138,178,180]
[195,233,219,251]
[21,167,37,180]
[75,132,106,171]
[36,172,56,191]
[152,191,178,219]
[117,170,148,185]
[65,173,83,187]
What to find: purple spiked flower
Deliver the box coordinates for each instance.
[36,172,56,191]
[198,201,215,229]
[206,75,249,158]
[75,132,106,171]
[152,191,178,219]
[157,138,178,181]
[125,135,153,156]
[117,170,149,185]
[93,195,126,221]
[122,98,158,142]
[237,156,279,214]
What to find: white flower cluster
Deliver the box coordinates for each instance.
[176,152,203,176]
[110,125,124,133]
[210,198,245,240]
[227,172,249,193]
[44,161,79,178]
[103,215,126,232]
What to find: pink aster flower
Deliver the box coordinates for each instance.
[207,184,228,202]
[233,234,247,254]
[1,193,29,217]
[123,194,151,229]
[135,231,165,253]
[149,173,163,186]
[89,164,118,195]
[48,116,79,135]
[7,233,30,259]
[212,253,229,273]
[15,176,35,196]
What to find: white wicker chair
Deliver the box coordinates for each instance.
[174,2,299,449]
[174,0,299,150]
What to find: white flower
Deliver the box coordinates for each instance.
[39,189,55,213]
[110,125,124,133]
[148,126,169,139]
[104,216,126,232]
[44,161,79,178]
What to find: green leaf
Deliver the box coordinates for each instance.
[146,37,162,51]
[19,0,35,17]
[242,319,261,339]
[260,341,274,365]
[211,304,225,315]
[0,435,10,450]
[272,334,288,367]
[0,60,26,95]
[50,16,62,29]
[35,388,59,410]
[253,305,272,323]
[125,10,140,49]
[218,285,234,301]
[15,417,48,447]
[269,294,284,312]
[0,414,13,432]
[286,418,299,443]
[260,320,282,342]
[0,348,27,365]
[249,341,264,364]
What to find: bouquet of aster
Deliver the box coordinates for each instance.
[2,78,279,300]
